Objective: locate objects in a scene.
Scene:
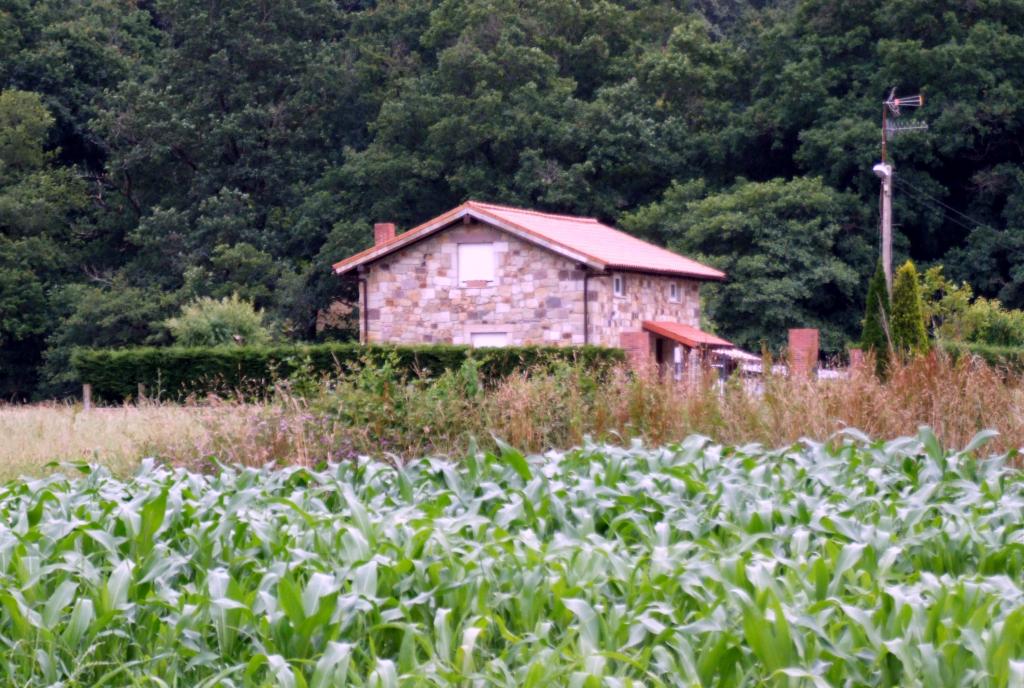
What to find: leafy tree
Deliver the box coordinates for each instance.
[890,260,928,355]
[165,294,272,347]
[95,0,365,336]
[860,261,891,375]
[0,90,86,399]
[625,176,871,352]
[0,0,159,171]
[39,281,177,397]
[4,0,1024,397]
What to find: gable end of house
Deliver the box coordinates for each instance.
[332,201,725,282]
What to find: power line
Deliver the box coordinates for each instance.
[895,184,993,237]
[893,176,999,233]
[895,183,996,237]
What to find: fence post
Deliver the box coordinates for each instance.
[82,383,92,411]
[138,383,147,404]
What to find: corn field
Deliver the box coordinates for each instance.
[1,430,1023,686]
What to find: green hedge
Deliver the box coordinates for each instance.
[71,343,625,402]
[938,340,1024,372]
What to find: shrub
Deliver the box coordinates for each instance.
[922,265,1024,346]
[134,350,1024,467]
[860,261,890,374]
[938,339,1024,373]
[70,343,624,402]
[164,293,272,346]
[890,259,929,355]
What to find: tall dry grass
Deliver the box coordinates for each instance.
[684,353,1024,450]
[145,350,1024,469]
[0,403,211,479]
[5,351,1020,477]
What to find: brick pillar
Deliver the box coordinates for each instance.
[788,328,819,377]
[374,222,396,245]
[620,331,652,370]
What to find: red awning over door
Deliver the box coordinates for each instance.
[642,321,733,349]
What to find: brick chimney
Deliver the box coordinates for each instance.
[374,222,396,246]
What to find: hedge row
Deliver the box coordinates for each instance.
[71,343,625,402]
[938,340,1024,373]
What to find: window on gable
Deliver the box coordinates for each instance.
[612,274,625,297]
[458,243,495,285]
[669,282,680,302]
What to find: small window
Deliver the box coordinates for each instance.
[458,243,495,285]
[669,282,680,302]
[612,274,625,297]
[471,332,507,348]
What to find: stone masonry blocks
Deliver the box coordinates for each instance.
[358,220,704,347]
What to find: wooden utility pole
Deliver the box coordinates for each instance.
[874,162,894,295]
[874,88,926,298]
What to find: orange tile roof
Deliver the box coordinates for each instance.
[643,321,733,349]
[332,200,725,280]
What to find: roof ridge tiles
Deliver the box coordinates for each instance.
[467,200,600,224]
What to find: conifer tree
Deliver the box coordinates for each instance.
[861,261,891,374]
[891,260,929,355]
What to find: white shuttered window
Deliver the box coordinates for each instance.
[458,243,495,285]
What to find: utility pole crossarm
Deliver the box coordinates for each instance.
[873,88,926,298]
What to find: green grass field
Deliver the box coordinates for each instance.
[1,429,1022,686]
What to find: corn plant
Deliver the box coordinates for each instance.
[0,428,1023,686]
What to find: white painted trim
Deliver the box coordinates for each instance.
[463,323,508,334]
[668,282,680,302]
[470,331,509,348]
[612,273,626,298]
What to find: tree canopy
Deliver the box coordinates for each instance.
[3,0,1024,397]
[624,176,868,352]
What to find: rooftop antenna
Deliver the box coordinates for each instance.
[873,88,927,296]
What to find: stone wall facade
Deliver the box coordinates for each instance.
[587,272,701,347]
[363,222,586,345]
[359,220,703,346]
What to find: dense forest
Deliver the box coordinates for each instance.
[2,0,1023,399]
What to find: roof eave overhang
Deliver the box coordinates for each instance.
[332,205,469,275]
[607,265,726,282]
[333,205,607,275]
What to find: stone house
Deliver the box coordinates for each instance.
[332,201,732,370]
